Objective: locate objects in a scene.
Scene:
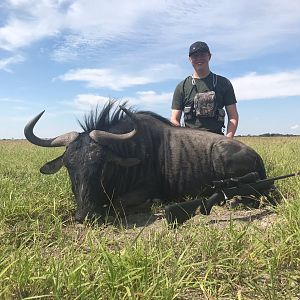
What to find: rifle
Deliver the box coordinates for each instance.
[165,171,300,226]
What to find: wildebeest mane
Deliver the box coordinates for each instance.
[78,100,173,132]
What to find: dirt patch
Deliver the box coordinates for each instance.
[112,207,272,236]
[62,204,278,250]
[112,203,278,230]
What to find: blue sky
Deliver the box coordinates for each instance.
[1,0,300,139]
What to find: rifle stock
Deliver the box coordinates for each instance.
[165,191,225,225]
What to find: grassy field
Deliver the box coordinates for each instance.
[0,137,300,299]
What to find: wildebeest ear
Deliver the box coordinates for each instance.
[107,151,140,167]
[40,155,64,174]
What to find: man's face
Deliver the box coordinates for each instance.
[189,51,211,72]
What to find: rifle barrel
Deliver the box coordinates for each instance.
[261,171,300,183]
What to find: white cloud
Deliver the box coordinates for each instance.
[64,68,300,111]
[59,68,150,91]
[67,90,172,113]
[51,0,300,63]
[128,91,173,106]
[0,54,25,72]
[61,68,300,102]
[72,94,110,110]
[1,0,300,63]
[232,70,300,101]
[58,64,181,90]
[64,0,163,31]
[0,1,63,51]
[290,124,299,130]
[0,0,164,52]
[0,97,11,102]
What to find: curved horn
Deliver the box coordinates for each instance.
[89,128,136,145]
[89,106,138,145]
[24,111,79,147]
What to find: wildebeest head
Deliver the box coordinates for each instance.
[24,102,140,222]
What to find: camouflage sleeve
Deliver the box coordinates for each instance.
[223,79,237,106]
[171,83,184,110]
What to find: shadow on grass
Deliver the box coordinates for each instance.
[60,210,163,229]
[207,208,275,224]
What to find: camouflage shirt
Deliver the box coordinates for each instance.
[172,72,237,133]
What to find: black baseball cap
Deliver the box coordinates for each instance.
[189,41,210,56]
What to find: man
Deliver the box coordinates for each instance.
[171,41,238,138]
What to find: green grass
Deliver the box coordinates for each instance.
[1,138,300,299]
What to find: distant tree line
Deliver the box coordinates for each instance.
[237,133,299,137]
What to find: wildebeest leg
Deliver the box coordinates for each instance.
[114,188,161,215]
[211,140,267,179]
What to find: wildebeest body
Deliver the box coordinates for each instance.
[113,113,265,200]
[24,102,266,222]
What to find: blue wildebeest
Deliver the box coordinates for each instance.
[24,101,266,223]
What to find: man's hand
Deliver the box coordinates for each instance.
[225,104,239,138]
[170,109,182,126]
